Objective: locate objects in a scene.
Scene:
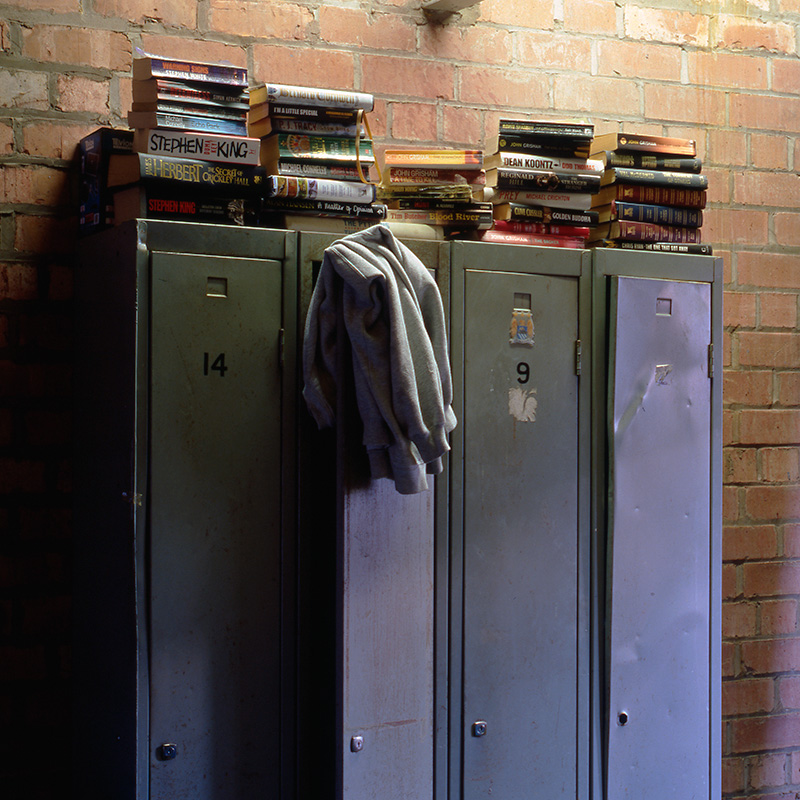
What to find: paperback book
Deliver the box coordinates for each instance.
[250,83,374,111]
[133,55,247,88]
[265,174,376,204]
[486,166,601,194]
[133,129,260,165]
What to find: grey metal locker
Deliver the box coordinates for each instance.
[73,220,298,800]
[445,241,592,800]
[295,230,450,800]
[591,250,722,800]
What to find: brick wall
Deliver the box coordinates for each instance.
[0,0,797,796]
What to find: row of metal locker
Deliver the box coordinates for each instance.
[73,220,722,800]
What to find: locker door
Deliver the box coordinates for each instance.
[457,261,585,799]
[606,276,712,800]
[147,252,283,798]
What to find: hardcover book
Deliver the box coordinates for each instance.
[249,83,374,111]
[595,200,702,228]
[260,132,374,167]
[476,229,586,248]
[480,187,594,210]
[592,183,707,209]
[591,239,712,255]
[265,174,376,204]
[492,203,599,227]
[599,166,708,190]
[486,166,601,194]
[380,166,486,186]
[590,132,697,157]
[588,219,702,243]
[382,149,483,169]
[133,129,260,165]
[486,132,591,158]
[484,151,603,174]
[133,56,247,87]
[497,118,594,139]
[594,150,702,173]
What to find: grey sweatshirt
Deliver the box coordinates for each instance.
[302,224,457,494]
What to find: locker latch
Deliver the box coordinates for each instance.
[472,720,487,737]
[707,343,713,378]
[575,339,582,376]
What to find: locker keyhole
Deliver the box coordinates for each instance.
[618,711,629,726]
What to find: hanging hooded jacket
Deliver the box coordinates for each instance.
[302,224,457,494]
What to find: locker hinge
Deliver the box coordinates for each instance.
[279,328,285,371]
[707,343,714,378]
[575,339,582,376]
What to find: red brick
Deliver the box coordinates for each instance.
[421,20,512,64]
[750,753,788,790]
[554,75,639,118]
[0,122,12,155]
[751,134,790,170]
[723,371,773,407]
[563,0,616,34]
[723,525,779,561]
[760,599,798,636]
[779,676,800,710]
[94,0,195,26]
[738,334,800,370]
[461,67,548,110]
[712,15,796,54]
[723,756,745,794]
[742,638,800,674]
[731,94,800,134]
[2,165,71,207]
[723,641,736,677]
[773,58,800,94]
[731,713,800,753]
[644,84,727,126]
[760,294,798,330]
[4,0,78,9]
[723,677,775,715]
[363,55,455,102]
[56,75,108,114]
[22,121,95,160]
[761,448,800,483]
[624,5,709,46]
[774,213,800,248]
[0,646,47,681]
[723,561,738,599]
[724,484,740,523]
[140,36,246,69]
[744,559,800,598]
[745,486,800,520]
[704,207,768,247]
[707,129,747,167]
[443,106,483,150]
[597,39,681,82]
[518,32,591,72]
[705,166,731,205]
[14,215,77,256]
[0,459,46,493]
[0,70,49,110]
[778,373,800,408]
[391,103,438,143]
[725,447,758,483]
[478,0,554,28]
[22,25,131,71]
[737,252,800,290]
[723,599,757,637]
[687,51,768,90]
[734,171,800,209]
[724,290,758,328]
[212,0,311,39]
[0,262,39,301]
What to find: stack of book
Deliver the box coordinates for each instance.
[587,132,710,254]
[378,148,491,237]
[112,54,265,226]
[477,119,603,248]
[248,83,387,234]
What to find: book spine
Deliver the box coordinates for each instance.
[143,80,249,106]
[135,129,260,165]
[267,133,374,162]
[478,229,586,248]
[267,103,360,122]
[383,150,483,168]
[498,120,594,139]
[256,83,374,111]
[613,220,702,243]
[494,134,590,156]
[392,199,491,212]
[603,151,702,173]
[134,101,247,122]
[142,194,255,225]
[484,187,593,210]
[383,167,486,185]
[135,58,247,86]
[265,175,376,203]
[607,184,707,208]
[497,203,599,226]
[275,161,363,181]
[596,239,712,255]
[606,167,708,189]
[128,111,248,136]
[611,200,702,227]
[138,153,266,194]
[261,197,387,217]
[493,153,603,173]
[604,134,697,156]
[386,207,493,227]
[491,168,601,193]
[493,220,590,237]
[266,118,363,137]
